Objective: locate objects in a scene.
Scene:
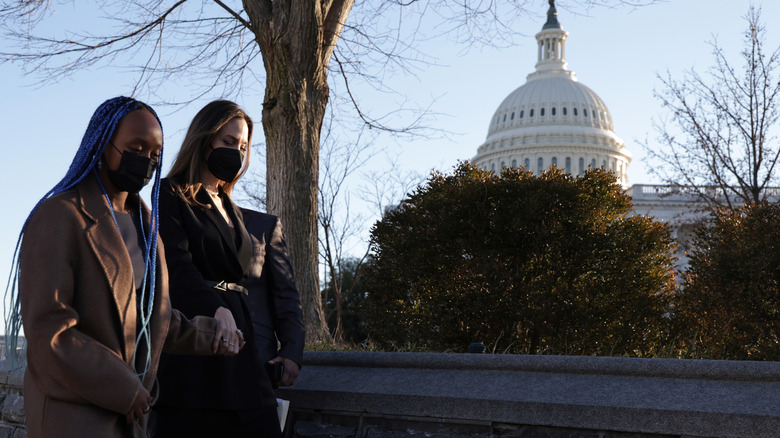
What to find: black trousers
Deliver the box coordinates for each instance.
[148,405,282,438]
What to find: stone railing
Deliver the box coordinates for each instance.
[277,351,780,438]
[4,352,780,437]
[627,183,780,203]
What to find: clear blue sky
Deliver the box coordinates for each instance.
[2,0,778,319]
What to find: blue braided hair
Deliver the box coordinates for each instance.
[4,96,164,378]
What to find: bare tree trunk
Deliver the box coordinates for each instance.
[247,0,354,343]
[322,225,344,343]
[334,287,344,342]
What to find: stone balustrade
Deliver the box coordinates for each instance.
[277,352,780,438]
[3,352,780,437]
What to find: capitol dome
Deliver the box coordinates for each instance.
[473,2,631,187]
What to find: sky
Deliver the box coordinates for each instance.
[1,0,779,312]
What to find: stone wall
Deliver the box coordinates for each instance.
[277,352,780,438]
[0,365,25,438]
[4,352,780,437]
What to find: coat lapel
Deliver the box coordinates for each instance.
[80,174,137,364]
[196,187,250,274]
[197,188,238,253]
[226,195,252,275]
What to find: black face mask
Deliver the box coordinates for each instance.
[105,142,157,193]
[207,147,243,182]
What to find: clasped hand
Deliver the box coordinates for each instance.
[212,306,246,355]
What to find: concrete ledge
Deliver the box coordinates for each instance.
[278,352,780,438]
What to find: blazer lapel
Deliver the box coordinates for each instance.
[226,197,252,275]
[80,174,137,364]
[196,187,246,271]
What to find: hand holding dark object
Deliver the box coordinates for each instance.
[265,361,283,384]
[125,385,152,424]
[268,356,300,386]
[212,306,242,355]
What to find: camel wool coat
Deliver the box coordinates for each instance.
[19,174,218,438]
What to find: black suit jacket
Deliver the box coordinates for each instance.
[240,208,305,367]
[155,178,275,410]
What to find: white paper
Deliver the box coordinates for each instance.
[276,398,290,431]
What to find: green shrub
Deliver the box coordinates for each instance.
[674,202,780,360]
[361,163,678,355]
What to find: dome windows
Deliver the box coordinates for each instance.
[530,109,535,117]
[551,156,558,167]
[503,114,507,122]
[552,107,556,116]
[573,108,578,116]
[524,158,530,169]
[537,157,544,173]
[540,108,545,116]
[512,159,517,167]
[520,110,524,118]
[583,108,588,117]
[565,157,571,173]
[511,112,515,120]
[563,107,567,116]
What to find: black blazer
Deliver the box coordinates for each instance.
[240,208,305,367]
[155,178,275,410]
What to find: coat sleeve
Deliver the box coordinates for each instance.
[163,310,218,355]
[158,180,226,317]
[265,217,305,365]
[20,198,142,416]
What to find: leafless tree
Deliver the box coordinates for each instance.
[644,6,780,209]
[317,107,426,342]
[357,157,425,220]
[2,0,659,341]
[317,119,373,343]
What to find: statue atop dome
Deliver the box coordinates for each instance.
[543,0,562,29]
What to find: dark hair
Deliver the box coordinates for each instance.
[167,100,253,206]
[4,96,164,374]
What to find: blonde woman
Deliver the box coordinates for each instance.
[150,100,280,437]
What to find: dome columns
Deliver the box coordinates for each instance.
[535,29,569,73]
[478,152,629,186]
[473,4,631,188]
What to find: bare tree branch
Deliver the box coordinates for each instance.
[213,0,253,31]
[643,5,780,209]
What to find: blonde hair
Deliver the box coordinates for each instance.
[167,100,253,207]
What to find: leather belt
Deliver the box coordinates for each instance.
[209,280,249,296]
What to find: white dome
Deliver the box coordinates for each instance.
[487,74,614,139]
[473,4,631,187]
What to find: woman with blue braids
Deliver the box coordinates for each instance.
[11,96,240,438]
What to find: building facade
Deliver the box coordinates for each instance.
[471,1,703,249]
[473,2,631,188]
